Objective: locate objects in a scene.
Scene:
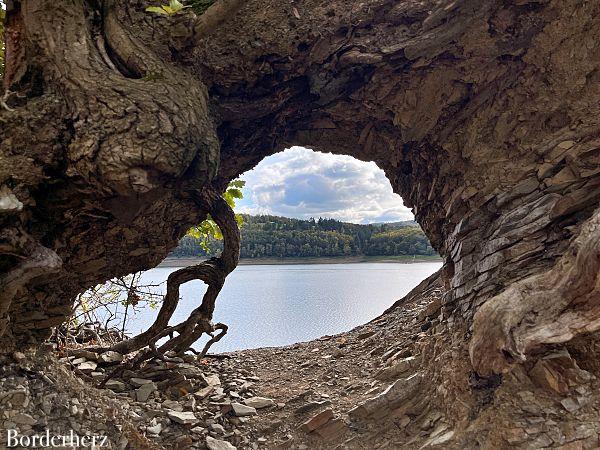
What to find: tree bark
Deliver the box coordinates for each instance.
[1,0,599,387]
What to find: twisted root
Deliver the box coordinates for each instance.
[105,187,239,363]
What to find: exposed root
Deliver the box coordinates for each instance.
[200,323,228,356]
[105,187,240,364]
[0,91,16,112]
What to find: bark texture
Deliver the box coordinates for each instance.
[0,0,599,381]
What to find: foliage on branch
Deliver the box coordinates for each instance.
[56,273,164,348]
[186,180,245,251]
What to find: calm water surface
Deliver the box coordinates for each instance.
[128,262,441,353]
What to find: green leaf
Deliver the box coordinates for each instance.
[146,6,169,15]
[230,180,246,189]
[227,188,243,199]
[169,0,189,11]
[235,214,244,227]
[184,180,245,252]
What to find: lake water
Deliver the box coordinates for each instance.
[127,262,442,353]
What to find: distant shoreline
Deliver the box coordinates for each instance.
[158,255,442,267]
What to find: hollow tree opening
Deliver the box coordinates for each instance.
[1,0,599,446]
[113,147,441,354]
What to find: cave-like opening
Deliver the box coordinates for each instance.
[77,147,441,354]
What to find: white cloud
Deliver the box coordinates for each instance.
[236,147,413,224]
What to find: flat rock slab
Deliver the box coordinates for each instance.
[130,378,153,387]
[315,418,347,441]
[146,423,162,435]
[349,373,423,420]
[167,410,198,425]
[231,402,257,417]
[136,382,157,402]
[206,436,237,450]
[77,361,98,373]
[295,400,331,414]
[12,413,36,426]
[194,385,214,399]
[204,374,221,386]
[98,351,124,364]
[244,396,275,409]
[105,380,127,392]
[301,409,334,432]
[68,349,98,361]
[0,389,28,407]
[163,400,184,412]
[376,356,420,381]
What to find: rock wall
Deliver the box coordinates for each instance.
[205,0,600,338]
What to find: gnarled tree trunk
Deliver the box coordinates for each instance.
[1,0,599,432]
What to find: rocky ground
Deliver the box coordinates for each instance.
[2,274,600,449]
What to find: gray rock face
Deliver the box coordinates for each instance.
[162,400,183,411]
[146,423,162,435]
[210,423,226,434]
[130,378,153,387]
[0,186,23,212]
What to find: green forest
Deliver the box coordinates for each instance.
[171,215,438,259]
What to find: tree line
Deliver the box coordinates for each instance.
[171,215,437,259]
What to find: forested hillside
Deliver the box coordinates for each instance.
[171,215,437,259]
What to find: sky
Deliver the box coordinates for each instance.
[236,147,414,224]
